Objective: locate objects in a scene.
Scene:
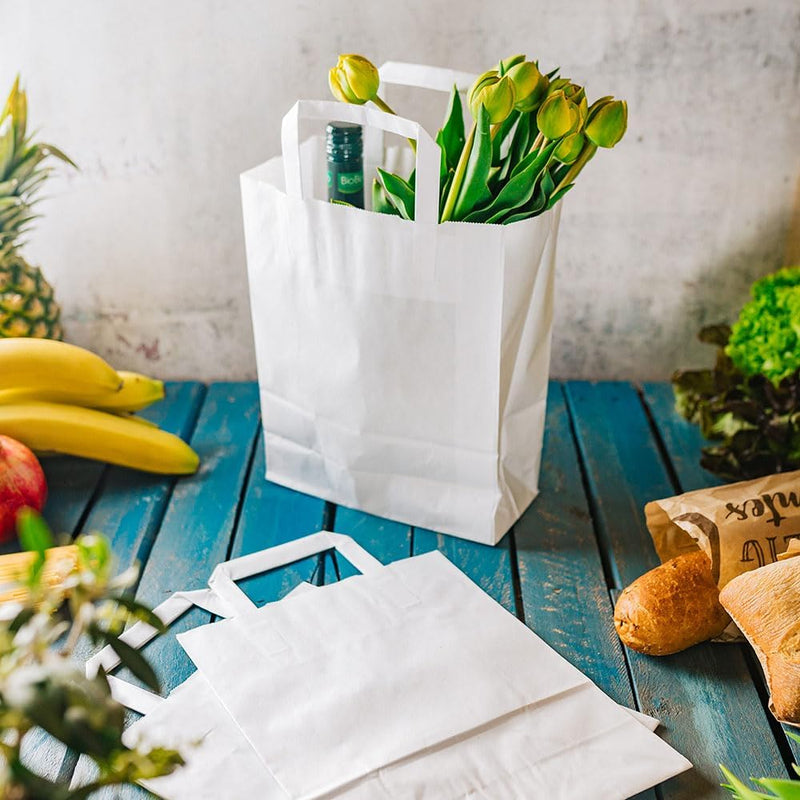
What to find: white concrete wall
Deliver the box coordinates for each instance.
[4,0,800,380]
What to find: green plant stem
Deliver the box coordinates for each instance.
[553,142,597,194]
[440,122,476,222]
[537,136,550,156]
[371,95,417,154]
[530,131,544,153]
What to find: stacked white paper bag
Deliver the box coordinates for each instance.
[84,532,691,799]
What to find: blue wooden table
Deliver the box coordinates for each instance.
[24,381,799,798]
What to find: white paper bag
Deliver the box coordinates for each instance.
[79,534,385,798]
[84,533,667,800]
[177,533,690,800]
[242,62,561,545]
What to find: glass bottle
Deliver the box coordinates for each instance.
[326,122,364,208]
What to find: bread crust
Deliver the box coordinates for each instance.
[720,555,800,725]
[614,551,730,656]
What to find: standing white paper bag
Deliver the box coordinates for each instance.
[178,533,690,800]
[242,63,561,545]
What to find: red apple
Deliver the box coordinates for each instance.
[0,435,47,543]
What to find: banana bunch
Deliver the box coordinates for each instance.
[0,339,198,474]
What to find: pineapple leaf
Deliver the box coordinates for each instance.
[13,85,27,148]
[0,75,19,127]
[38,143,77,170]
[0,117,14,181]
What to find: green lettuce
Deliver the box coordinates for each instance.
[673,322,800,481]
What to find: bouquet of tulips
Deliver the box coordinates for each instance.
[329,54,627,224]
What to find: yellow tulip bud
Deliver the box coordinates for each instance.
[506,61,548,112]
[585,98,628,147]
[498,54,526,74]
[554,131,585,164]
[536,90,579,139]
[467,70,500,109]
[468,71,516,124]
[328,54,380,105]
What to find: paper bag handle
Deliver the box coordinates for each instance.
[281,99,440,225]
[85,587,228,714]
[208,530,384,615]
[378,61,476,94]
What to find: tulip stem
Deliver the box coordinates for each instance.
[531,131,544,154]
[371,95,417,154]
[537,136,550,156]
[440,122,476,222]
[553,142,597,195]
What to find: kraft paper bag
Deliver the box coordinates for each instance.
[175,533,690,799]
[242,62,561,546]
[646,468,800,588]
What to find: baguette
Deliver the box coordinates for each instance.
[719,550,800,725]
[614,551,730,655]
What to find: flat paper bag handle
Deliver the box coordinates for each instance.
[281,99,440,225]
[379,61,477,94]
[85,587,227,713]
[209,530,384,615]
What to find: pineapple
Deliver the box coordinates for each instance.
[0,76,75,339]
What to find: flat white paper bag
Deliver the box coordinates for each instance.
[178,537,690,799]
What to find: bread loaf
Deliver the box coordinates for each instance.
[614,551,730,655]
[719,551,800,724]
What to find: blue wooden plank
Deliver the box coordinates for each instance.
[412,527,516,615]
[41,458,106,540]
[227,432,327,605]
[22,382,205,784]
[132,381,260,691]
[641,382,721,492]
[81,382,205,565]
[514,383,642,708]
[642,380,800,766]
[71,382,261,797]
[332,505,412,579]
[566,380,789,798]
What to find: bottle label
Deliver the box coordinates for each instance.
[336,171,363,194]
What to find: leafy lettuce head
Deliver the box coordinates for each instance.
[726,266,800,385]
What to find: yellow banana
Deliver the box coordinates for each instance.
[0,371,165,413]
[0,339,121,396]
[0,402,199,475]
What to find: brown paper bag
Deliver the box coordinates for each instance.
[646,470,800,640]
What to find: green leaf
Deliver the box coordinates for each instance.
[699,324,732,347]
[330,199,355,207]
[541,168,555,198]
[719,766,775,799]
[17,509,55,585]
[491,109,519,165]
[0,117,15,181]
[376,168,415,221]
[371,178,396,216]
[436,85,466,175]
[108,593,167,634]
[755,778,800,798]
[545,182,573,210]
[38,142,77,170]
[500,183,548,224]
[452,103,493,220]
[508,112,532,172]
[466,142,555,224]
[94,625,161,692]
